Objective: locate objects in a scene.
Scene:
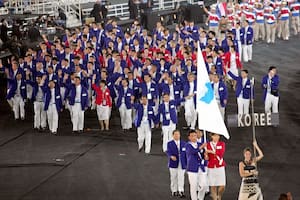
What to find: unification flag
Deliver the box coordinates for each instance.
[196,42,230,139]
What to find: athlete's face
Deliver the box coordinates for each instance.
[189,132,197,143]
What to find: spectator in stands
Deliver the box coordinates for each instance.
[0,19,8,46]
[56,8,67,28]
[91,0,108,23]
[128,0,138,20]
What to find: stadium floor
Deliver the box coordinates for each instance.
[0,35,300,200]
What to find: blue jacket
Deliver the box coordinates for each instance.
[185,142,207,173]
[170,72,184,89]
[133,103,157,127]
[212,81,228,107]
[140,82,159,105]
[214,56,224,76]
[115,85,134,109]
[6,79,27,100]
[166,140,187,169]
[128,79,141,99]
[240,26,254,45]
[68,84,89,110]
[43,86,62,111]
[158,100,178,126]
[261,74,280,101]
[183,80,197,105]
[160,83,182,100]
[228,71,252,99]
[26,80,45,102]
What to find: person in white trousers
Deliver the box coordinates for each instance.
[134,96,157,154]
[227,69,252,115]
[115,77,135,131]
[183,73,197,129]
[185,130,208,200]
[262,66,280,113]
[44,80,62,135]
[241,20,254,63]
[69,77,89,133]
[6,73,27,120]
[26,72,47,131]
[158,93,179,152]
[166,130,187,198]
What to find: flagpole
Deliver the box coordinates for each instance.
[250,77,257,166]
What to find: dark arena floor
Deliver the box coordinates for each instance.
[0,35,300,200]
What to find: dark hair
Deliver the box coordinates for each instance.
[278,193,288,200]
[100,80,106,85]
[188,129,196,136]
[242,69,249,74]
[172,129,180,135]
[269,66,276,71]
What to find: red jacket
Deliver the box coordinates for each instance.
[207,141,226,168]
[92,84,112,107]
[224,52,242,70]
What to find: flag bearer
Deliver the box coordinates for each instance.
[185,129,208,200]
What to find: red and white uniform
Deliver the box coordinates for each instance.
[278,6,291,20]
[290,2,300,16]
[265,13,276,24]
[224,52,243,70]
[243,10,256,24]
[207,141,226,168]
[207,141,226,186]
[208,12,220,27]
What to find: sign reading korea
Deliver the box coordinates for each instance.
[227,113,280,128]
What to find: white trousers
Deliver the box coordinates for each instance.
[237,98,250,115]
[184,99,197,129]
[242,44,252,62]
[188,169,209,200]
[26,84,33,100]
[162,122,176,152]
[12,95,25,119]
[47,104,58,133]
[71,103,85,131]
[169,166,185,193]
[265,93,279,113]
[137,122,152,153]
[34,101,47,129]
[237,41,242,61]
[119,104,132,130]
[198,169,209,200]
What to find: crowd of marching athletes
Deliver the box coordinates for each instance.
[0,0,292,197]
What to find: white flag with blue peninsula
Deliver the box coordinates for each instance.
[196,42,230,139]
